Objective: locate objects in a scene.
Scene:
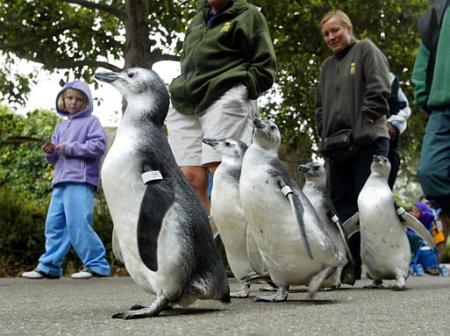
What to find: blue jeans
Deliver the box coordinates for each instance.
[38,183,110,276]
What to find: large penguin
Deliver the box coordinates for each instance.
[94,68,229,319]
[297,161,352,287]
[202,137,269,298]
[357,155,435,289]
[239,118,346,301]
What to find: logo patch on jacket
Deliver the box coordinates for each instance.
[221,22,231,32]
[350,62,356,75]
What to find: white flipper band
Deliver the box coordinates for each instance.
[280,185,293,197]
[141,170,163,184]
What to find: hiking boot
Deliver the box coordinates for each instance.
[22,268,59,279]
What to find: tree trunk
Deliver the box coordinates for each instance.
[123,0,153,69]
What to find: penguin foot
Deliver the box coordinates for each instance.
[112,297,169,319]
[230,283,250,298]
[308,265,337,298]
[129,304,147,310]
[255,286,288,302]
[391,285,406,291]
[392,277,406,291]
[364,279,384,289]
[128,303,173,311]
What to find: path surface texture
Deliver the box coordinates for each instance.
[1,275,450,335]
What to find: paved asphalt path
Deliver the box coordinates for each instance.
[1,275,450,336]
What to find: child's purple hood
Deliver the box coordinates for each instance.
[55,80,94,118]
[414,202,435,230]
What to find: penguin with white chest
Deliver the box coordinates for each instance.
[240,118,346,301]
[95,68,229,319]
[298,161,353,287]
[202,138,268,298]
[357,154,435,289]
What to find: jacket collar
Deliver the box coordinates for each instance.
[334,41,356,60]
[198,0,247,16]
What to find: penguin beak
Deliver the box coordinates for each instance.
[253,118,265,129]
[372,154,385,163]
[94,71,120,83]
[202,138,219,148]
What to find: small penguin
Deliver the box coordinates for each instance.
[95,68,229,319]
[358,155,435,289]
[240,118,346,301]
[298,161,352,287]
[202,137,269,298]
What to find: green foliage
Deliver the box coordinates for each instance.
[0,0,193,106]
[0,106,59,202]
[0,186,46,273]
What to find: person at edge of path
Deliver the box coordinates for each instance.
[410,202,441,276]
[386,72,411,190]
[22,80,111,280]
[412,0,450,218]
[166,0,277,216]
[315,10,391,281]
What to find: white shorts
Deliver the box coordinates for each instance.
[166,85,258,166]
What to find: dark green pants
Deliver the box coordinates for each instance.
[418,108,450,216]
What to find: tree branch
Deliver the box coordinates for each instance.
[153,53,180,63]
[51,59,122,72]
[16,53,122,73]
[0,25,78,50]
[62,0,127,20]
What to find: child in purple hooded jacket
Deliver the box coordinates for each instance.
[22,80,111,280]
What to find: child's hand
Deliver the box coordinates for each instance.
[55,144,63,152]
[43,142,55,154]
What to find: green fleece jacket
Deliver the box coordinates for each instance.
[169,0,277,115]
[315,39,390,146]
[412,8,450,111]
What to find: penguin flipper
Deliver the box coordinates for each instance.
[137,178,175,272]
[277,177,313,260]
[398,208,436,248]
[342,212,360,238]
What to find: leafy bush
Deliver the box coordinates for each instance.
[0,186,46,276]
[0,106,59,203]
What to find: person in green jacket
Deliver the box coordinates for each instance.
[167,0,276,212]
[315,10,390,281]
[412,0,450,217]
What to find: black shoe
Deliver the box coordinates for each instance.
[424,267,440,276]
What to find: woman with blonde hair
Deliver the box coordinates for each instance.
[315,9,391,282]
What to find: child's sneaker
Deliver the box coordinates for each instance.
[71,268,94,279]
[22,268,59,279]
[439,264,449,277]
